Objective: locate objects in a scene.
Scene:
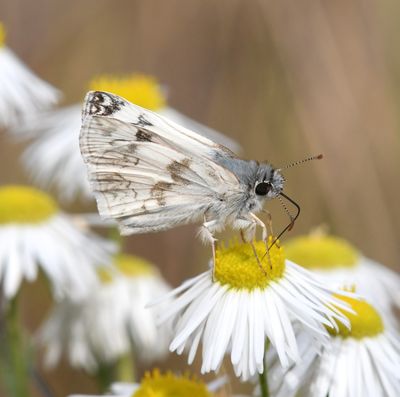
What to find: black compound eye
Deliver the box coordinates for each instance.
[255,182,271,196]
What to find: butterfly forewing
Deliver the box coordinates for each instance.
[80,91,242,235]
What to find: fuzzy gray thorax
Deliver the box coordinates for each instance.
[213,154,285,215]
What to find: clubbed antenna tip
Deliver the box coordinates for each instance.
[282,153,324,170]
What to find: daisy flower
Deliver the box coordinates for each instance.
[0,185,113,300]
[284,234,400,316]
[19,73,239,203]
[267,293,400,397]
[38,254,171,372]
[0,22,60,128]
[151,238,354,381]
[69,369,225,397]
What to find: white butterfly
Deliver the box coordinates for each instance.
[80,91,305,262]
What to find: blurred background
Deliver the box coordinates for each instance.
[0,0,399,395]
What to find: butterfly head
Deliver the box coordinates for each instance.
[254,165,284,200]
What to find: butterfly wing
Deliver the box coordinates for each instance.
[80,91,242,235]
[159,107,242,153]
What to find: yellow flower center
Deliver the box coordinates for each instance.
[284,235,359,270]
[0,23,5,47]
[327,295,384,339]
[0,186,58,225]
[98,253,156,284]
[214,237,286,291]
[133,369,211,397]
[88,74,166,110]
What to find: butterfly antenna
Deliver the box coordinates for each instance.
[278,195,295,230]
[282,154,323,170]
[267,192,301,251]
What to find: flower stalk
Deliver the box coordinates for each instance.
[116,353,136,383]
[258,339,270,397]
[96,362,115,392]
[2,295,30,397]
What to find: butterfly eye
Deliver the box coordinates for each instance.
[255,182,271,196]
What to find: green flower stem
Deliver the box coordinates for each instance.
[258,339,270,397]
[3,296,30,397]
[116,353,135,383]
[108,227,123,250]
[258,370,269,397]
[96,362,115,392]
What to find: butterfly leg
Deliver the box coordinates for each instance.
[237,217,267,275]
[199,219,219,281]
[261,209,274,237]
[249,239,267,275]
[249,213,268,242]
[249,212,275,270]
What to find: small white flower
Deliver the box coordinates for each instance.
[0,185,113,300]
[19,74,239,202]
[22,105,84,202]
[267,295,400,397]
[0,23,60,128]
[38,254,171,372]
[284,234,400,316]
[151,239,353,381]
[69,370,225,397]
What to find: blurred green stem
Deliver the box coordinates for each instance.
[3,295,30,397]
[108,227,123,250]
[116,353,135,382]
[258,339,270,397]
[96,362,115,392]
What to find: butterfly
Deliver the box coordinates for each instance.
[80,91,318,263]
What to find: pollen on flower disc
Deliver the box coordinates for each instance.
[133,369,211,397]
[214,237,286,291]
[89,74,166,110]
[0,23,5,47]
[0,185,58,224]
[98,253,156,284]
[327,295,384,339]
[285,235,359,270]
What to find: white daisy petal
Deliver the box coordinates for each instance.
[0,43,60,129]
[3,229,23,297]
[110,382,138,396]
[272,291,299,362]
[231,290,248,365]
[156,273,211,324]
[187,319,205,365]
[148,271,207,307]
[208,291,237,370]
[251,289,266,367]
[170,280,226,352]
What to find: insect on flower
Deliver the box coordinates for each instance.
[80,91,321,263]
